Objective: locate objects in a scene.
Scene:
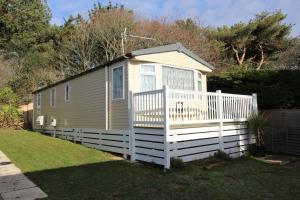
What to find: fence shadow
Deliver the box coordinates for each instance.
[24,160,166,200]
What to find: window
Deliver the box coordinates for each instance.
[112,66,124,100]
[37,93,41,108]
[65,83,70,102]
[162,66,194,90]
[50,88,56,107]
[140,64,156,92]
[198,72,202,92]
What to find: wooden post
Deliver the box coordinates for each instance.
[252,93,258,114]
[129,91,136,161]
[163,86,171,170]
[216,90,224,151]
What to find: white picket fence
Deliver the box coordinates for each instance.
[132,86,257,127]
[37,128,130,157]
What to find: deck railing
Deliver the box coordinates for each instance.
[131,86,257,127]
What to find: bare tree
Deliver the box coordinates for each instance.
[54,22,99,76]
[90,9,137,61]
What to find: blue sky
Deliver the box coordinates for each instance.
[48,0,300,36]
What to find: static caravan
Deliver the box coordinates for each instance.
[33,43,257,169]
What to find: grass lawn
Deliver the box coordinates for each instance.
[0,129,299,200]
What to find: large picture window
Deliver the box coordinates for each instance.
[50,88,56,107]
[162,66,194,90]
[140,64,156,92]
[112,66,124,100]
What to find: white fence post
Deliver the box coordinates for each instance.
[252,93,258,114]
[163,86,171,169]
[216,90,224,151]
[129,91,136,161]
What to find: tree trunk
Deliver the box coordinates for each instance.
[232,45,246,65]
[256,45,264,70]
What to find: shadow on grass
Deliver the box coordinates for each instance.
[21,158,300,200]
[25,160,173,200]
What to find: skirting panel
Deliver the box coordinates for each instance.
[35,128,129,156]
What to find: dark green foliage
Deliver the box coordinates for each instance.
[208,68,300,109]
[0,0,51,55]
[171,157,186,170]
[213,11,292,69]
[214,150,231,161]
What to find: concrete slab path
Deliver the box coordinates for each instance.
[0,151,47,200]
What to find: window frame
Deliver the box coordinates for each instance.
[50,88,56,108]
[112,65,125,100]
[65,82,70,102]
[139,64,157,92]
[37,93,41,108]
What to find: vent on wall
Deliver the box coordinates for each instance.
[36,116,44,126]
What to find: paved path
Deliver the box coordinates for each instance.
[0,151,47,200]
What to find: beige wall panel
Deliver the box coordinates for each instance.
[133,51,213,73]
[34,68,106,129]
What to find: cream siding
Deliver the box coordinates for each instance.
[108,60,129,130]
[132,51,213,73]
[33,68,107,129]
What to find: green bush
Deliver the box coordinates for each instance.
[208,69,300,109]
[0,104,23,129]
[247,113,268,146]
[171,157,186,170]
[0,87,22,129]
[214,150,231,161]
[0,87,20,105]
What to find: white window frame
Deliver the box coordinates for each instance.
[162,65,195,91]
[139,64,157,92]
[65,82,70,102]
[197,71,203,92]
[37,93,41,108]
[50,88,56,108]
[112,66,125,100]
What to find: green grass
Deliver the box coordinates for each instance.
[1,129,300,200]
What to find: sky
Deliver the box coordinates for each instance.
[48,0,300,36]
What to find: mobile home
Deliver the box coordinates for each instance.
[33,43,257,169]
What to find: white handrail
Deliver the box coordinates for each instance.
[132,88,257,127]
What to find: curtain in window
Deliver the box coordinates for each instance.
[140,65,156,92]
[198,73,202,92]
[162,66,194,90]
[113,67,123,99]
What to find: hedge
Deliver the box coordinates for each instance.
[207,69,300,110]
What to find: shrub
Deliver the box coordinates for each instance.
[214,150,231,161]
[208,69,300,109]
[0,87,20,105]
[247,113,268,146]
[0,104,23,129]
[0,87,22,129]
[171,157,186,170]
